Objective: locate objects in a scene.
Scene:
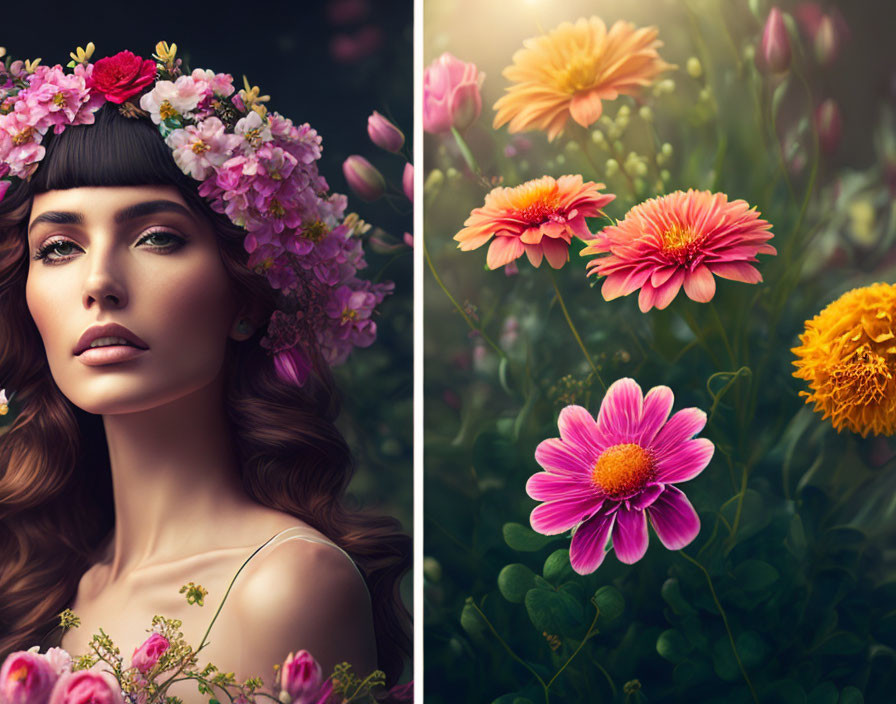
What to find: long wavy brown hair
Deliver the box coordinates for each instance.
[0,105,411,684]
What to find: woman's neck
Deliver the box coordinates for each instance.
[100,377,260,580]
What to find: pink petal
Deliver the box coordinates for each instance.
[654,438,715,484]
[628,483,664,510]
[534,437,593,476]
[569,511,615,574]
[638,283,658,312]
[708,261,763,284]
[541,237,570,269]
[524,243,544,267]
[636,385,674,445]
[557,405,605,459]
[647,486,701,550]
[486,236,524,269]
[650,407,707,455]
[526,471,596,501]
[612,505,649,564]
[596,378,643,443]
[652,269,685,310]
[569,90,604,128]
[531,495,602,535]
[683,264,716,303]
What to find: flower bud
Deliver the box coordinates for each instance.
[423,53,485,133]
[342,155,385,202]
[403,162,414,203]
[686,57,702,78]
[813,15,837,67]
[131,634,170,674]
[757,8,791,74]
[367,110,404,152]
[815,99,842,154]
[274,347,312,387]
[0,651,58,704]
[279,651,323,703]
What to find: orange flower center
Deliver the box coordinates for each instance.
[660,223,705,262]
[341,308,359,324]
[191,140,209,154]
[53,92,67,107]
[554,52,601,93]
[10,663,29,682]
[508,181,563,224]
[591,443,654,497]
[12,126,34,146]
[159,100,179,120]
[829,345,893,409]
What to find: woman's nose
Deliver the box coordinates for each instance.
[81,251,129,310]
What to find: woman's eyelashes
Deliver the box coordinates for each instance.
[32,229,187,264]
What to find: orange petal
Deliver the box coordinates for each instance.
[569,90,604,128]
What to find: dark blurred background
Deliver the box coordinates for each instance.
[2,0,414,550]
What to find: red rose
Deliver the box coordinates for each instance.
[88,50,157,104]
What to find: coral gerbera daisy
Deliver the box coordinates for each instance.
[792,283,896,437]
[583,189,776,313]
[527,378,713,574]
[493,17,674,141]
[454,175,614,270]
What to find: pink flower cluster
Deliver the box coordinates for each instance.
[0,647,123,704]
[0,46,391,386]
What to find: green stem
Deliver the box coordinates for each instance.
[548,269,606,391]
[423,235,506,359]
[546,604,601,689]
[466,599,549,699]
[709,302,736,368]
[450,126,490,190]
[679,552,759,704]
[727,461,753,544]
[679,306,722,368]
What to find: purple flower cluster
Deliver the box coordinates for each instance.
[0,45,392,386]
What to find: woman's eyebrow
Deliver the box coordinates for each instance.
[28,200,194,230]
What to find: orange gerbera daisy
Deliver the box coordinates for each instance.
[454,175,615,270]
[792,283,896,438]
[493,17,674,141]
[583,190,776,312]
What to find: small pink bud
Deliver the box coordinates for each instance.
[757,8,791,74]
[279,651,323,703]
[403,232,414,247]
[342,155,385,202]
[815,99,842,154]
[0,651,58,704]
[367,110,404,153]
[423,53,486,134]
[130,634,169,674]
[813,15,837,66]
[402,162,414,203]
[274,347,312,387]
[448,82,482,132]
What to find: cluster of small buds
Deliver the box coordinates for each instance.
[655,142,674,166]
[623,151,649,178]
[651,78,676,97]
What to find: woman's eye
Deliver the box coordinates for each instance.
[33,240,82,262]
[137,231,185,251]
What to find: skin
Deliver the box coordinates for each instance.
[25,186,377,701]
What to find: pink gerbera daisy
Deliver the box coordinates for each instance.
[527,378,713,574]
[454,175,615,270]
[582,189,775,312]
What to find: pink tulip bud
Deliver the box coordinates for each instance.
[813,15,837,66]
[815,99,842,154]
[367,110,404,153]
[48,669,124,704]
[0,651,58,704]
[403,232,414,248]
[279,651,323,704]
[423,53,486,134]
[402,162,414,203]
[757,8,791,74]
[342,155,385,202]
[274,347,312,387]
[130,634,169,674]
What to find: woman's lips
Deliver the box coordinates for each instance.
[77,345,148,366]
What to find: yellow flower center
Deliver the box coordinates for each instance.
[268,200,285,217]
[591,443,653,498]
[159,100,179,120]
[554,51,601,93]
[191,140,209,154]
[53,92,67,107]
[244,127,263,148]
[829,345,893,409]
[301,221,329,242]
[341,308,359,324]
[661,223,701,255]
[12,126,34,146]
[508,180,563,224]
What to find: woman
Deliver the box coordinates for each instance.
[0,44,410,700]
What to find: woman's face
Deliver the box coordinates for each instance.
[25,185,243,415]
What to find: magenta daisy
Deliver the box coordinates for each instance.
[527,378,713,574]
[582,189,776,313]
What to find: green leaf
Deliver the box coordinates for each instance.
[807,682,838,704]
[503,522,556,552]
[813,631,865,656]
[765,679,807,704]
[711,636,739,682]
[524,587,585,635]
[721,489,769,543]
[825,526,865,552]
[661,578,696,616]
[736,631,767,668]
[474,433,517,475]
[497,564,537,604]
[872,610,896,648]
[593,585,625,626]
[657,629,692,664]
[543,549,573,583]
[460,601,487,641]
[786,514,808,558]
[731,559,780,592]
[838,687,864,704]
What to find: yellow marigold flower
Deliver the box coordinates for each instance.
[493,17,674,141]
[792,283,896,437]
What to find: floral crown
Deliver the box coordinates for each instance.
[0,41,392,387]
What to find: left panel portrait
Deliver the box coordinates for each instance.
[0,2,413,702]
